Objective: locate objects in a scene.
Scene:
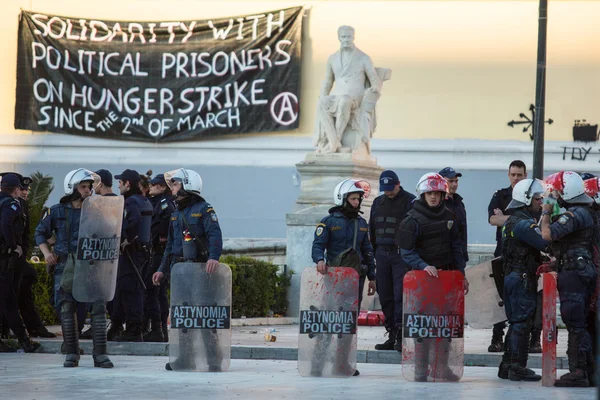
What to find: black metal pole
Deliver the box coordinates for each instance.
[532,0,548,179]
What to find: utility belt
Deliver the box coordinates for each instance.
[174,255,209,264]
[378,244,399,252]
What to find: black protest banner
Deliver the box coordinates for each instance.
[15,8,303,142]
[403,314,464,339]
[171,305,231,329]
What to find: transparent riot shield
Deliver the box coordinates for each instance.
[542,273,557,387]
[72,195,124,303]
[465,258,506,329]
[169,262,232,372]
[298,266,359,378]
[402,270,465,382]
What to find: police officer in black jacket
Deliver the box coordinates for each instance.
[0,173,40,353]
[439,167,468,263]
[369,170,414,351]
[111,169,153,342]
[487,160,528,352]
[143,174,174,342]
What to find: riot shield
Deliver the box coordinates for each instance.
[542,273,557,387]
[298,266,359,378]
[72,195,124,303]
[465,258,506,329]
[402,270,465,382]
[169,262,232,372]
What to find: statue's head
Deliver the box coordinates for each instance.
[337,25,355,49]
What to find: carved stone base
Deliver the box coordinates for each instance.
[285,152,384,316]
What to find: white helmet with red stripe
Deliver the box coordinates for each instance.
[583,175,600,205]
[416,172,448,196]
[333,179,371,206]
[544,171,593,204]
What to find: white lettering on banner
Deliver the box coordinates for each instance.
[299,310,357,335]
[403,314,464,339]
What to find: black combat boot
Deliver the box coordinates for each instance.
[529,328,542,353]
[28,326,57,338]
[107,319,124,341]
[91,302,113,368]
[60,302,80,367]
[375,328,396,350]
[508,330,541,381]
[488,330,504,353]
[393,327,403,352]
[586,353,597,387]
[555,336,589,388]
[143,319,164,342]
[17,335,41,353]
[115,321,143,342]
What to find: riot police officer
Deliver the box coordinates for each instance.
[35,169,113,368]
[111,169,152,342]
[487,160,528,352]
[0,173,40,353]
[311,178,376,376]
[143,174,174,342]
[369,170,414,351]
[397,172,468,382]
[497,179,547,382]
[152,168,223,371]
[541,171,598,387]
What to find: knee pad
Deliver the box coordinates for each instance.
[60,301,76,314]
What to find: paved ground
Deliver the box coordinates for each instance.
[0,354,594,400]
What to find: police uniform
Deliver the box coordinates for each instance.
[369,188,414,341]
[549,205,598,386]
[397,197,465,381]
[112,191,153,341]
[499,209,548,380]
[487,186,515,348]
[143,191,175,342]
[445,193,468,262]
[312,206,376,307]
[158,194,223,371]
[0,184,38,352]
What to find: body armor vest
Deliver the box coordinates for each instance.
[406,201,455,269]
[551,206,596,265]
[372,194,412,245]
[502,209,540,274]
[131,194,153,245]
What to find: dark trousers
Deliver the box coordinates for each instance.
[143,253,162,322]
[558,261,597,368]
[0,257,27,339]
[16,259,44,331]
[374,247,406,330]
[504,271,537,360]
[493,244,508,336]
[113,251,147,324]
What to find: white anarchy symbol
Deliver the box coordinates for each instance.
[270,92,299,126]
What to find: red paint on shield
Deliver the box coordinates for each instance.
[542,273,557,387]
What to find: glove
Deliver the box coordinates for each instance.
[536,261,556,276]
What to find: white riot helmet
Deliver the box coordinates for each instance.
[583,176,600,205]
[333,179,368,206]
[506,179,545,209]
[63,168,99,196]
[416,173,448,196]
[165,168,203,196]
[544,171,593,204]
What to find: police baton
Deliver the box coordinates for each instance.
[124,247,147,291]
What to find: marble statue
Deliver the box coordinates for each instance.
[313,26,390,155]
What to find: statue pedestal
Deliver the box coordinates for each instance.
[285,152,384,316]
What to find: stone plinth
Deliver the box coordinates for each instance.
[285,152,384,317]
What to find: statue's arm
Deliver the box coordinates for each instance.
[320,58,334,97]
[364,56,382,93]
